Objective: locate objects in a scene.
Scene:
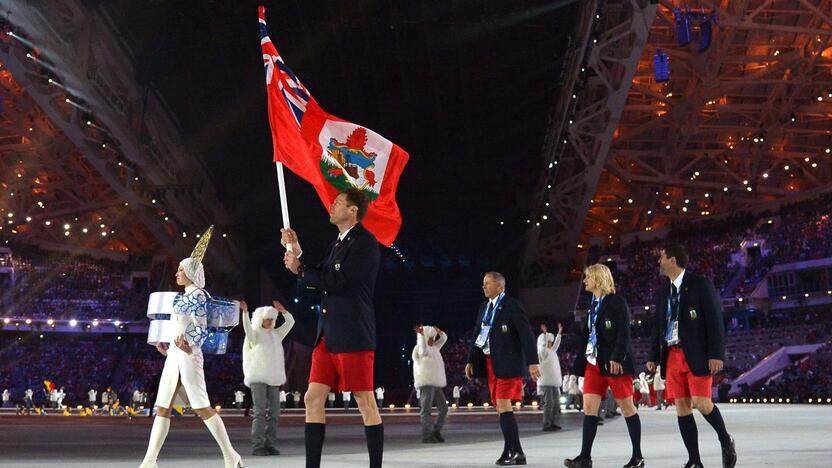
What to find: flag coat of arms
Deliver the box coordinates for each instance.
[259,6,408,246]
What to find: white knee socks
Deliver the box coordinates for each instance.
[203,414,241,467]
[140,416,170,467]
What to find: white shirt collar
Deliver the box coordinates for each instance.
[489,291,505,307]
[338,224,356,242]
[185,284,199,293]
[672,269,686,291]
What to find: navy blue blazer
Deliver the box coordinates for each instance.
[649,271,725,378]
[467,295,538,379]
[571,293,636,377]
[298,223,380,353]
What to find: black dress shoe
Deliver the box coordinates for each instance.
[683,462,704,468]
[252,448,270,456]
[266,447,280,456]
[421,434,440,443]
[543,424,562,432]
[564,455,592,468]
[722,435,737,468]
[623,457,644,468]
[496,451,513,465]
[496,451,526,466]
[432,429,445,442]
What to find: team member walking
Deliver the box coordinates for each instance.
[564,264,644,468]
[466,271,539,466]
[282,188,383,468]
[647,243,736,468]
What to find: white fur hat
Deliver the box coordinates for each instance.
[421,325,437,339]
[179,257,205,289]
[252,306,279,329]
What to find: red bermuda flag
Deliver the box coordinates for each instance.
[258,6,408,246]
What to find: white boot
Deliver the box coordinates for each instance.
[139,416,170,468]
[203,414,243,468]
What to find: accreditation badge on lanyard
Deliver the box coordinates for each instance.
[666,294,680,346]
[475,296,502,349]
[475,325,491,349]
[585,297,602,359]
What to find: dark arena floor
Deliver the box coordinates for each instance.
[0,404,829,467]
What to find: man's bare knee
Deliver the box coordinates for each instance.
[304,391,326,408]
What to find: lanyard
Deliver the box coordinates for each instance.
[588,296,604,341]
[482,293,504,327]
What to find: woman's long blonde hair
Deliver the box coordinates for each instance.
[584,263,616,296]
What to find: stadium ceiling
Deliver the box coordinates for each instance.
[524,0,832,287]
[0,0,242,272]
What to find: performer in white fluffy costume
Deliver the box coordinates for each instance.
[241,300,295,456]
[140,226,244,468]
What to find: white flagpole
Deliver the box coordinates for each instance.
[275,162,293,252]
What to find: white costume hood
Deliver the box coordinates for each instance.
[179,257,205,289]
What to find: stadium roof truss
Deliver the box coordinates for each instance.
[525,0,832,286]
[0,0,242,273]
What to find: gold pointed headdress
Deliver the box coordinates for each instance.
[190,225,214,263]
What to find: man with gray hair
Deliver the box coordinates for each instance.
[466,271,539,465]
[412,325,449,443]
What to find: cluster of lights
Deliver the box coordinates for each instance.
[519,4,610,227]
[4,31,230,250]
[389,243,406,263]
[1,317,129,329]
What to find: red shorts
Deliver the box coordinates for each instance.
[665,347,713,399]
[308,338,374,392]
[582,361,634,399]
[485,355,523,404]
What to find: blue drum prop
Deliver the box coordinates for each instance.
[146,291,240,355]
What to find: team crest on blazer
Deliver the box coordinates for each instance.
[689,308,698,319]
[501,324,508,333]
[334,263,341,271]
[605,319,612,329]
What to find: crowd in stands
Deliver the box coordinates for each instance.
[1,243,149,320]
[0,335,123,407]
[738,347,832,403]
[586,193,832,309]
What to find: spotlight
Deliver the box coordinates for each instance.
[69,319,78,327]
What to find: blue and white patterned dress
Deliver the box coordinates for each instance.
[154,284,212,409]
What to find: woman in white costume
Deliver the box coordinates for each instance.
[241,300,295,455]
[140,235,243,468]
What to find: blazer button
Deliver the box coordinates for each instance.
[322,308,327,314]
